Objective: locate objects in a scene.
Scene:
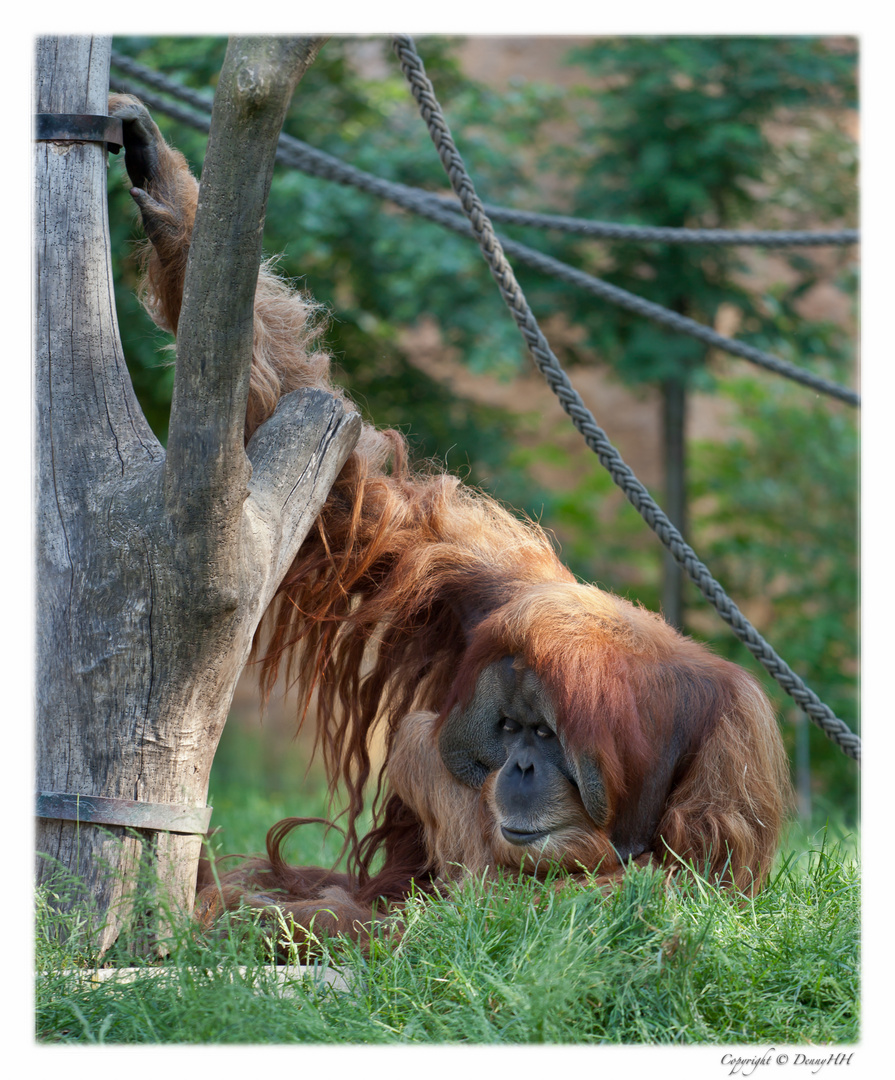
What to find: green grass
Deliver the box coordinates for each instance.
[35,717,859,1045]
[36,825,859,1045]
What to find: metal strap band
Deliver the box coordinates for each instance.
[36,791,212,835]
[34,113,123,153]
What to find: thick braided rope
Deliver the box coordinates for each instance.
[109,51,860,759]
[109,54,859,407]
[109,53,859,248]
[392,35,860,762]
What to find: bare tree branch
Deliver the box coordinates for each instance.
[165,37,328,588]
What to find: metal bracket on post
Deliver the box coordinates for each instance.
[36,791,213,836]
[34,113,124,153]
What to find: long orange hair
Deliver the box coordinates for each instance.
[114,96,790,930]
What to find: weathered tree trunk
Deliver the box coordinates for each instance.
[34,35,358,951]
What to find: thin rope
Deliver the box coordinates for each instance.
[109,52,859,247]
[430,201,860,247]
[489,236,858,406]
[391,34,859,762]
[109,54,859,406]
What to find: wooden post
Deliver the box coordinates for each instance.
[660,376,687,631]
[34,35,358,951]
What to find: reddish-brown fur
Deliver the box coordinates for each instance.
[111,96,792,950]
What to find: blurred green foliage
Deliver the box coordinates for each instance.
[107,35,858,814]
[544,37,857,389]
